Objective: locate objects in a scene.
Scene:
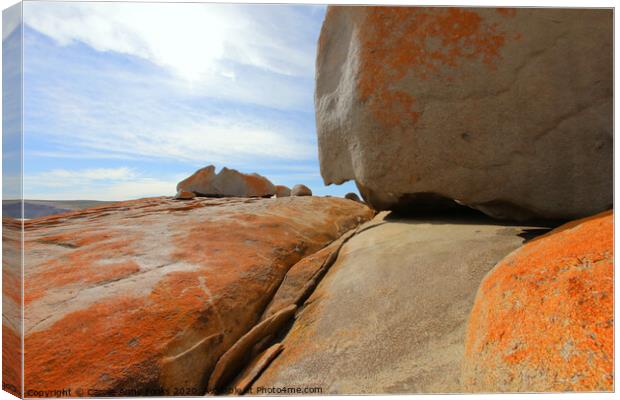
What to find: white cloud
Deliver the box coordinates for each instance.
[24,167,181,200]
[31,96,317,164]
[23,2,321,83]
[31,167,137,184]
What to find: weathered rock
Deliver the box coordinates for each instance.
[316,7,612,221]
[253,212,545,393]
[3,217,22,398]
[344,192,361,203]
[229,343,284,394]
[174,190,196,200]
[291,184,312,197]
[21,196,373,395]
[176,165,276,198]
[176,165,216,194]
[462,210,613,392]
[275,185,291,198]
[207,305,297,393]
[260,227,359,320]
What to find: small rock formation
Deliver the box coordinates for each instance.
[176,165,276,198]
[274,185,291,198]
[462,210,613,392]
[176,165,217,194]
[252,212,546,393]
[260,227,359,320]
[20,196,373,395]
[291,184,312,197]
[207,305,297,393]
[229,343,284,394]
[174,190,196,200]
[344,192,361,203]
[315,7,612,221]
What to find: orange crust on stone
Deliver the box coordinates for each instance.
[464,210,613,391]
[355,7,516,128]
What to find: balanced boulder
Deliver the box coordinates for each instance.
[291,184,312,197]
[177,165,276,198]
[316,7,612,221]
[462,210,613,392]
[274,185,291,198]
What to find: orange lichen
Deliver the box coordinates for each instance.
[25,234,140,305]
[244,174,274,195]
[3,324,22,397]
[22,196,374,395]
[496,8,517,17]
[464,210,613,391]
[356,7,514,128]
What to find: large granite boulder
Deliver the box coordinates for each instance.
[176,165,276,198]
[462,210,613,392]
[252,212,545,393]
[21,196,373,395]
[316,7,612,221]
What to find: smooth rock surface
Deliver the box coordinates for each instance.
[291,184,312,197]
[22,196,373,395]
[316,7,612,221]
[177,165,276,198]
[275,185,291,198]
[462,210,613,392]
[252,212,544,393]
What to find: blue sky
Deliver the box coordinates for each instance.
[9,1,358,200]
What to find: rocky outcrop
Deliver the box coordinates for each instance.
[291,184,312,197]
[274,185,291,198]
[462,210,613,392]
[229,343,284,394]
[176,165,276,198]
[252,212,546,393]
[207,305,297,393]
[174,190,196,200]
[316,7,612,221]
[21,196,373,395]
[260,227,359,320]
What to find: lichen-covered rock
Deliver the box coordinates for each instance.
[291,184,312,197]
[462,210,613,392]
[21,196,373,395]
[316,7,612,221]
[2,217,22,398]
[274,185,291,198]
[177,165,276,198]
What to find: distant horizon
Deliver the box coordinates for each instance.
[4,1,359,201]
